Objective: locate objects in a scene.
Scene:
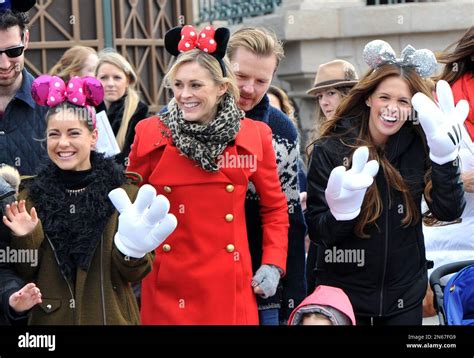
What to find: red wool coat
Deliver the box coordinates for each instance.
[127,116,289,325]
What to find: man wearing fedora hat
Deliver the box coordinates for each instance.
[228,27,307,325]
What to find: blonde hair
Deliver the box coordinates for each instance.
[164,49,240,102]
[50,46,97,80]
[96,51,140,150]
[227,27,284,70]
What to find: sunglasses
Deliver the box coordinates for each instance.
[0,45,25,58]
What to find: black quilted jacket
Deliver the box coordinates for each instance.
[0,69,48,176]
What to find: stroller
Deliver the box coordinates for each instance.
[429,260,474,325]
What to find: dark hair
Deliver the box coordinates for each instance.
[267,85,297,125]
[306,85,354,156]
[46,103,95,132]
[436,26,474,84]
[313,64,433,237]
[0,10,30,35]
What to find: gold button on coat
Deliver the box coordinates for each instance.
[225,214,234,222]
[164,186,172,193]
[162,244,171,252]
[226,244,235,253]
[226,184,234,193]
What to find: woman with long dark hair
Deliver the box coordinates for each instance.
[306,40,466,325]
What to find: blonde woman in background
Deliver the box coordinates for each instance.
[95,50,149,166]
[50,46,98,79]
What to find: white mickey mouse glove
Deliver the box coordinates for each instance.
[109,184,178,258]
[325,146,379,221]
[412,80,469,165]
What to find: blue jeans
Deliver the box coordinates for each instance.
[259,308,279,325]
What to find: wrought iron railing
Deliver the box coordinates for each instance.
[198,0,282,25]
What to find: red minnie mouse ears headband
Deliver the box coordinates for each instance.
[31,75,104,128]
[165,25,230,77]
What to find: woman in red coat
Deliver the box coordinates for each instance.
[127,25,289,324]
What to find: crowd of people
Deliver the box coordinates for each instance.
[0,0,472,326]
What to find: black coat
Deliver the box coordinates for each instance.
[0,184,26,325]
[306,117,465,318]
[0,234,27,325]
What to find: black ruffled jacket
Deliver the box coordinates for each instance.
[306,117,466,318]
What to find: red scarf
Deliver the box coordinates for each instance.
[451,73,474,141]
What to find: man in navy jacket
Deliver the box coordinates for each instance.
[228,27,307,324]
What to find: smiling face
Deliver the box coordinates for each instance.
[0,26,27,88]
[366,76,412,146]
[231,47,276,112]
[316,88,344,119]
[171,61,227,125]
[46,109,98,171]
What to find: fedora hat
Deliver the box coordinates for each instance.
[306,59,359,96]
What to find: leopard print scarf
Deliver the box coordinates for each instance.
[161,93,244,172]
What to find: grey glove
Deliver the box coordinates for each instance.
[251,264,281,299]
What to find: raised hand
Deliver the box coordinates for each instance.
[9,283,42,313]
[108,184,178,258]
[412,80,469,165]
[2,200,39,236]
[325,146,379,221]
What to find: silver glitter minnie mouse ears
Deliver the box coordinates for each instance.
[363,39,437,77]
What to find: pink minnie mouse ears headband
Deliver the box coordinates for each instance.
[165,25,230,76]
[363,40,437,78]
[31,75,104,128]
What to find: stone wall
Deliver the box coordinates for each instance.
[233,0,473,155]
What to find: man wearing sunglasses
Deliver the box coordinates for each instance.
[0,1,47,176]
[0,0,45,327]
